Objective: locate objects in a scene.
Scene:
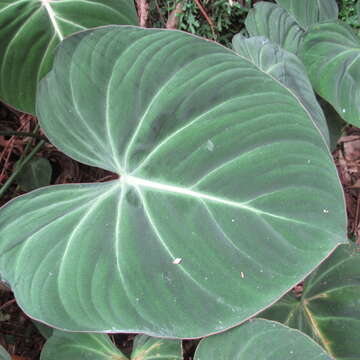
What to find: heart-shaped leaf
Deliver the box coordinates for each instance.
[194,318,333,360]
[0,0,138,114]
[41,331,127,360]
[0,26,346,338]
[261,243,360,359]
[0,346,10,360]
[299,22,360,127]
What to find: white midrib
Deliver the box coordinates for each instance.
[41,0,64,40]
[121,175,302,224]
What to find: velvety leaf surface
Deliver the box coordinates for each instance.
[261,243,360,360]
[232,35,329,144]
[299,22,360,126]
[131,335,182,360]
[276,0,338,29]
[41,330,126,360]
[0,0,138,114]
[194,319,333,360]
[0,346,10,360]
[245,2,304,54]
[0,26,347,338]
[245,0,338,55]
[15,157,52,191]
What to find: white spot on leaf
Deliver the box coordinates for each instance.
[173,258,182,264]
[206,139,214,151]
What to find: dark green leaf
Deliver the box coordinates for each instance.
[299,22,360,126]
[0,26,347,338]
[232,35,329,144]
[276,0,338,29]
[317,98,345,151]
[261,243,360,359]
[15,157,52,191]
[0,0,138,114]
[194,319,333,360]
[245,2,304,54]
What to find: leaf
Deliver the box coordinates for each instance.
[131,335,182,360]
[194,318,333,360]
[0,0,138,114]
[245,0,338,54]
[299,22,360,126]
[261,243,360,360]
[275,0,338,30]
[32,319,53,339]
[317,97,345,151]
[0,346,10,360]
[15,157,52,191]
[232,35,330,145]
[0,26,347,338]
[40,330,126,360]
[245,2,304,54]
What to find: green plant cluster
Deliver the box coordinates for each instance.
[149,0,252,46]
[339,0,359,29]
[0,0,359,359]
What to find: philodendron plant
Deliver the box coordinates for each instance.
[245,0,360,128]
[0,0,138,114]
[0,21,348,346]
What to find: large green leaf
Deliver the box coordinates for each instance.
[232,35,329,145]
[0,346,10,360]
[41,331,127,360]
[0,26,346,338]
[261,243,360,359]
[194,319,333,360]
[245,0,338,54]
[299,22,360,127]
[0,0,138,114]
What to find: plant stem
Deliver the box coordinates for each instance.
[0,140,45,199]
[0,130,47,141]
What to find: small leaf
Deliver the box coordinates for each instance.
[0,0,138,114]
[131,335,182,360]
[40,331,127,360]
[15,157,52,191]
[194,319,332,360]
[299,22,360,126]
[261,243,360,359]
[0,346,10,360]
